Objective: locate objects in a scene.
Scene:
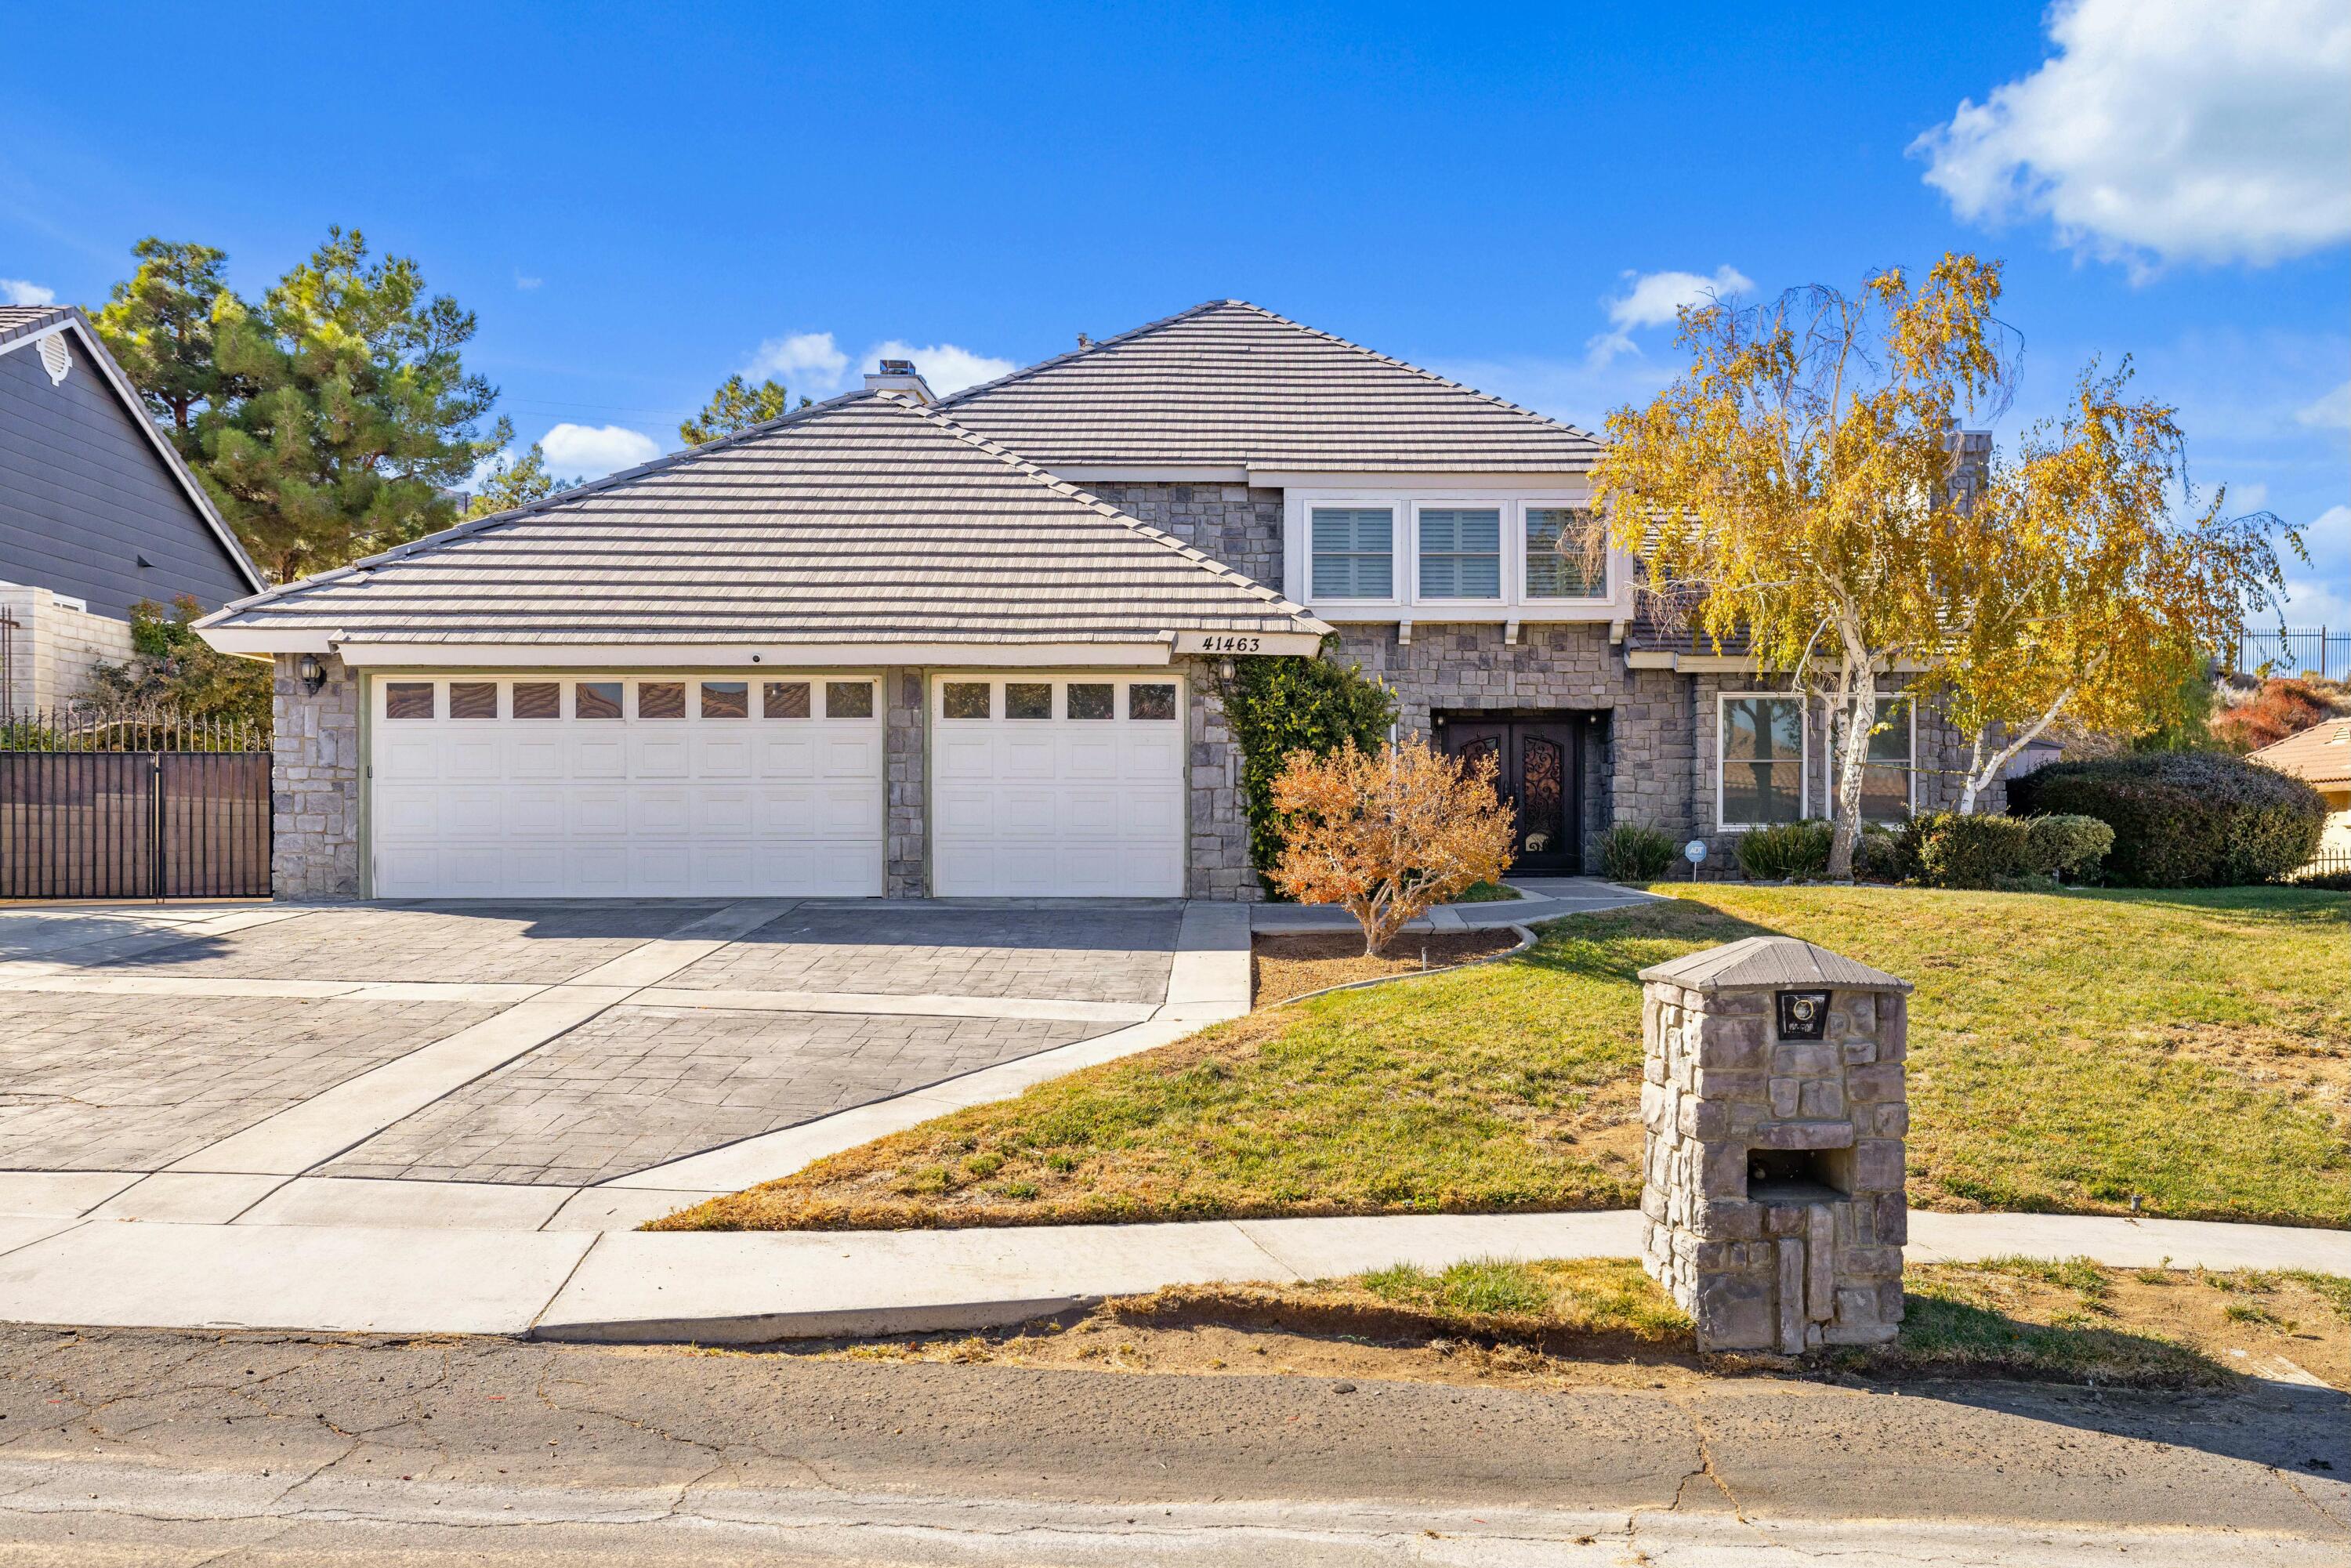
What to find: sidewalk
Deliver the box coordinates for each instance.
[0,1204,2335,1343]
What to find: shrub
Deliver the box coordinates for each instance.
[2024,814,2115,882]
[1216,651,1397,894]
[1854,823,1907,882]
[82,596,272,732]
[1905,811,2034,889]
[1598,823,1677,882]
[1736,819,1832,882]
[2009,752,2327,887]
[2210,677,2337,753]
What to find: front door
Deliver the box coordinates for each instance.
[1444,719,1581,874]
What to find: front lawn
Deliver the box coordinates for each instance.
[659,885,2349,1233]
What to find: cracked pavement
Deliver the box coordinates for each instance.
[0,1325,2342,1565]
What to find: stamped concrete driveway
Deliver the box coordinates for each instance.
[0,897,1217,1232]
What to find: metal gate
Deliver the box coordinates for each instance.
[1,712,271,900]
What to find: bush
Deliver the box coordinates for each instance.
[1736,819,1832,881]
[2009,752,2327,887]
[2210,677,2337,753]
[1599,824,1677,882]
[1854,823,1907,882]
[1904,811,2034,889]
[2024,814,2115,882]
[1217,651,1397,893]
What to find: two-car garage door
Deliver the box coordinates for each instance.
[367,670,1190,899]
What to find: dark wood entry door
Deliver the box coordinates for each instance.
[1444,721,1581,873]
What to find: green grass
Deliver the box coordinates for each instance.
[659,885,2349,1233]
[1447,880,1523,903]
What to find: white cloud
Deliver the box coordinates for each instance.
[2272,504,2351,625]
[514,272,542,291]
[1586,266,1751,364]
[1912,0,2351,271]
[862,339,1016,397]
[539,422,661,477]
[2297,380,2351,431]
[746,331,850,390]
[1,278,56,306]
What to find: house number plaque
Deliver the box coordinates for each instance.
[1175,632,1268,654]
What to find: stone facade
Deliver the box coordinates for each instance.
[884,667,927,898]
[0,580,135,715]
[1085,484,1283,591]
[1183,657,1259,900]
[270,651,362,899]
[1638,939,1910,1353]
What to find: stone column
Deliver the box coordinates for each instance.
[1637,936,1911,1353]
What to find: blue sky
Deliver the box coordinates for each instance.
[3,1,2344,618]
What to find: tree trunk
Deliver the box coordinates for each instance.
[1824,650,1877,881]
[1958,690,2071,815]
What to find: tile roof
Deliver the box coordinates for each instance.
[2251,718,2351,789]
[0,303,74,350]
[197,393,1329,648]
[936,299,1601,474]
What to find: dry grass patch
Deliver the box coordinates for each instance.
[1252,929,1523,1006]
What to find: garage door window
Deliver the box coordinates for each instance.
[1129,683,1177,721]
[512,682,560,719]
[701,681,749,719]
[449,682,498,719]
[1068,683,1114,720]
[385,682,435,719]
[575,682,622,719]
[763,681,810,718]
[825,680,875,719]
[1005,682,1052,719]
[942,682,991,719]
[638,682,686,719]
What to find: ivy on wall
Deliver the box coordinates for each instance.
[1215,645,1398,894]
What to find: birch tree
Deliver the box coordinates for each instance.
[1591,255,2011,878]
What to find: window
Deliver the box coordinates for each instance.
[1310,508,1393,599]
[1719,694,1806,828]
[1129,683,1177,721]
[385,682,434,719]
[574,682,623,719]
[1067,683,1114,719]
[942,682,991,719]
[1832,696,1914,823]
[1524,507,1606,599]
[447,682,498,719]
[1005,682,1052,719]
[1416,508,1502,599]
[637,682,686,719]
[512,682,560,719]
[701,681,748,719]
[824,680,874,719]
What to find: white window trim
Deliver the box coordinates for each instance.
[1407,498,1509,609]
[1520,495,1612,603]
[1302,499,1404,607]
[1283,487,1633,623]
[929,670,1187,724]
[1824,694,1918,822]
[1715,690,1810,832]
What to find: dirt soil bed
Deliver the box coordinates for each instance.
[1252,929,1523,1006]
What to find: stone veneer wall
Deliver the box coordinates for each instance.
[884,667,927,897]
[1182,656,1258,900]
[1085,483,1284,591]
[270,650,362,898]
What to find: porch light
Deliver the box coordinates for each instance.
[297,654,326,695]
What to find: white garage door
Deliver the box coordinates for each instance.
[368,674,885,898]
[930,674,1186,898]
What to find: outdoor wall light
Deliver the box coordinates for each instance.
[297,654,326,695]
[1776,988,1831,1041]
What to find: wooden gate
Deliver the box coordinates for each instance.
[1,712,271,900]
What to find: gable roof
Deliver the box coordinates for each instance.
[2251,719,2351,789]
[936,299,1601,475]
[197,392,1329,653]
[0,305,266,595]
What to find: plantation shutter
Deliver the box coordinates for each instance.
[1417,509,1502,599]
[1310,508,1393,599]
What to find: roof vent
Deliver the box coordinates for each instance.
[36,334,71,386]
[864,358,935,404]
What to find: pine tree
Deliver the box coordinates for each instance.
[679,374,803,445]
[89,239,242,460]
[462,443,580,520]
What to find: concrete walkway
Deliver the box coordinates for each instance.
[0,1202,2335,1342]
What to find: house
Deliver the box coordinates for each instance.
[196,301,1992,901]
[0,305,266,714]
[2250,719,2351,860]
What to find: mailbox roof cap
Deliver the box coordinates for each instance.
[1639,936,1912,994]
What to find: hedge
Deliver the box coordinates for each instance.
[2008,751,2325,887]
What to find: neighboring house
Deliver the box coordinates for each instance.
[2250,719,2351,860]
[0,304,265,714]
[197,300,1994,902]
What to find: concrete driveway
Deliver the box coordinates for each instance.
[0,896,1240,1233]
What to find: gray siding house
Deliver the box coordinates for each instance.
[200,301,1991,902]
[0,304,263,712]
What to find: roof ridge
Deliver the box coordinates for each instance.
[930,299,1233,409]
[888,393,1325,628]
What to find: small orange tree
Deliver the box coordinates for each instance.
[1268,737,1516,956]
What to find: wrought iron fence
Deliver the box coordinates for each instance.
[2288,849,2351,884]
[1,705,271,900]
[2233,627,2349,680]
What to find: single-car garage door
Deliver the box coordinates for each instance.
[369,674,885,898]
[930,673,1186,898]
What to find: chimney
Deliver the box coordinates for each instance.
[863,357,936,404]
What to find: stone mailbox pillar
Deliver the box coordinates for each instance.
[1637,936,1911,1353]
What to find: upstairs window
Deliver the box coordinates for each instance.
[1416,508,1502,599]
[1310,507,1393,599]
[1524,507,1606,599]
